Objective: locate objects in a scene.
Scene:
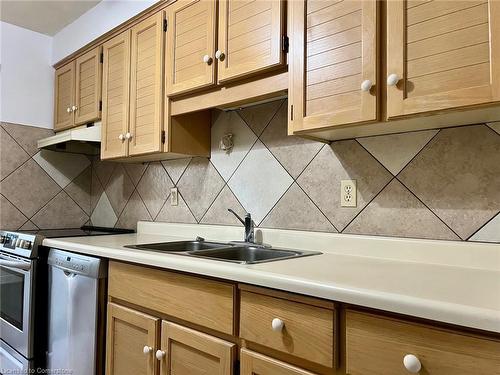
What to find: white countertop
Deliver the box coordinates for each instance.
[43,222,500,334]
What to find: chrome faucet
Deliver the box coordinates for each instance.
[228,209,255,243]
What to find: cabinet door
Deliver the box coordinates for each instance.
[101,31,131,160]
[74,46,102,125]
[387,0,500,118]
[54,62,75,131]
[289,0,378,134]
[241,349,318,375]
[217,0,285,83]
[159,321,235,375]
[165,0,217,96]
[106,303,159,375]
[129,12,165,156]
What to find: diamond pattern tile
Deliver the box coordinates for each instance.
[487,122,500,135]
[137,162,173,219]
[19,220,38,231]
[399,125,500,239]
[357,130,438,175]
[90,167,103,213]
[116,191,152,230]
[344,180,459,240]
[1,122,54,156]
[93,158,116,188]
[210,110,257,181]
[0,194,28,230]
[201,185,246,226]
[178,158,225,221]
[260,100,323,178]
[297,140,392,231]
[65,167,91,214]
[33,150,90,188]
[156,193,196,224]
[228,140,293,224]
[238,99,283,136]
[31,190,88,229]
[161,158,191,184]
[105,164,135,216]
[91,192,118,228]
[469,213,500,243]
[0,159,61,217]
[0,127,30,181]
[260,183,336,232]
[124,163,148,186]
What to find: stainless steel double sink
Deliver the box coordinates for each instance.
[125,240,321,264]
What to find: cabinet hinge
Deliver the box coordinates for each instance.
[100,52,103,63]
[163,19,168,32]
[161,130,166,144]
[290,104,294,121]
[282,35,289,53]
[99,100,102,111]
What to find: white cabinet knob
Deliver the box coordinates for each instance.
[215,50,225,60]
[125,132,132,139]
[155,350,166,360]
[66,107,72,113]
[202,55,213,65]
[403,354,421,373]
[271,318,284,332]
[387,73,401,86]
[143,346,153,355]
[361,79,373,92]
[118,134,124,140]
[72,105,78,111]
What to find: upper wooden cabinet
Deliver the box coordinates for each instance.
[106,303,159,375]
[288,0,378,134]
[387,0,500,118]
[54,46,102,131]
[217,0,286,83]
[165,0,217,96]
[101,31,131,160]
[129,12,165,156]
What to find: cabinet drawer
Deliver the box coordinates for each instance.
[241,349,319,375]
[346,310,500,375]
[108,261,235,335]
[240,289,335,368]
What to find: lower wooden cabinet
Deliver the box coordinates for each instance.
[241,349,318,375]
[106,303,159,375]
[159,321,235,375]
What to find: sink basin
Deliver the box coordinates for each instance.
[188,246,321,264]
[125,240,231,252]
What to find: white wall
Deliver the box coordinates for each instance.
[52,0,156,64]
[0,22,54,128]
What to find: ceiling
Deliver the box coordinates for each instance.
[1,0,101,36]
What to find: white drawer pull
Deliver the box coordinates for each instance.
[156,350,166,360]
[202,55,213,65]
[125,132,132,140]
[403,354,421,373]
[361,79,373,92]
[271,318,284,332]
[118,134,124,141]
[387,73,401,86]
[143,345,152,355]
[72,105,78,111]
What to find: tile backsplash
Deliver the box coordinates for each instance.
[2,100,499,243]
[0,122,91,231]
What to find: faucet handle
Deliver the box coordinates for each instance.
[228,208,246,225]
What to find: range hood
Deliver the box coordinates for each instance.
[37,123,101,155]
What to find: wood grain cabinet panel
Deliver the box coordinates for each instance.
[386,0,500,117]
[129,12,165,156]
[240,290,335,368]
[165,0,217,96]
[346,310,500,375]
[158,321,235,375]
[101,31,131,160]
[217,0,285,83]
[54,62,75,131]
[241,349,319,375]
[106,303,159,375]
[289,0,378,134]
[74,46,102,125]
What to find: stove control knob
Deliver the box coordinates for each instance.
[23,241,32,249]
[0,236,6,243]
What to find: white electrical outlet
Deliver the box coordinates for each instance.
[170,187,179,206]
[341,180,357,207]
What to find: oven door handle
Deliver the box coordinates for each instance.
[0,260,31,270]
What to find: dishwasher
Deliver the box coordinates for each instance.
[46,249,107,375]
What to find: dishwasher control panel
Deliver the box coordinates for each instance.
[48,249,107,278]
